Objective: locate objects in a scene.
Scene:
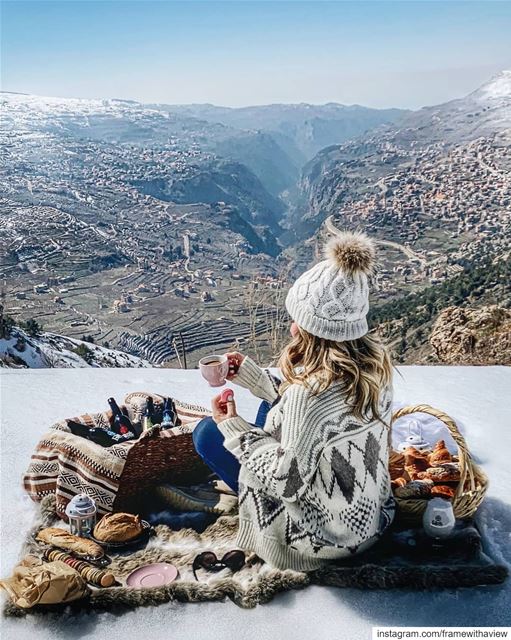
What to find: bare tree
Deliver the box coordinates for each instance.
[243,267,291,366]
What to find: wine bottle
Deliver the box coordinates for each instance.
[67,420,136,447]
[142,396,155,432]
[161,397,174,429]
[108,397,133,435]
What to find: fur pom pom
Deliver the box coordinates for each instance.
[325,230,375,274]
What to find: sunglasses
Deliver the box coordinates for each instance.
[192,550,246,580]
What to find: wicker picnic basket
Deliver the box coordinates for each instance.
[113,392,211,509]
[390,404,489,525]
[24,391,212,519]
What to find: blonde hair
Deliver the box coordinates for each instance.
[278,327,393,424]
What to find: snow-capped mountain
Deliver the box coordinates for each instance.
[301,69,511,221]
[0,89,291,226]
[392,69,511,145]
[0,327,151,368]
[471,69,511,103]
[0,91,154,117]
[0,92,174,146]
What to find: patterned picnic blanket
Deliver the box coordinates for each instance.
[22,392,210,518]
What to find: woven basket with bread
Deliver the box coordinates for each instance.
[390,404,488,526]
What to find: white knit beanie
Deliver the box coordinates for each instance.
[285,227,375,341]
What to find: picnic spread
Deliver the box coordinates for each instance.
[1,391,508,616]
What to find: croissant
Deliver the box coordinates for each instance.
[391,477,407,490]
[431,484,456,500]
[389,451,405,480]
[389,461,405,480]
[429,440,452,466]
[404,447,430,480]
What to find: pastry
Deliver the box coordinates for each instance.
[36,527,104,559]
[389,464,406,481]
[389,452,405,480]
[93,512,143,543]
[404,447,430,480]
[394,479,433,499]
[391,477,407,490]
[431,484,456,500]
[417,462,461,483]
[428,440,452,466]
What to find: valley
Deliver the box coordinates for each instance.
[1,72,510,367]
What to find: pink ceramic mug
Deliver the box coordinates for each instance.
[199,355,229,387]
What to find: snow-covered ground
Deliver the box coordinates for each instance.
[0,328,150,368]
[1,366,510,638]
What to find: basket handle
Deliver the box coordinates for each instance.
[392,404,476,496]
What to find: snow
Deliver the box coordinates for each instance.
[0,328,151,368]
[0,91,165,137]
[0,92,149,118]
[1,366,510,638]
[476,70,511,100]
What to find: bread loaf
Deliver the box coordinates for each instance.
[389,452,405,480]
[36,527,104,559]
[391,476,407,490]
[93,513,143,542]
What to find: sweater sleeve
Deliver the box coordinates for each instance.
[230,356,281,403]
[217,384,310,502]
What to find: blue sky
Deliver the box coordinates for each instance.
[1,1,510,108]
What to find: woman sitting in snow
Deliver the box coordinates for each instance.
[193,222,395,571]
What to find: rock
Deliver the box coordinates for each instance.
[430,305,511,365]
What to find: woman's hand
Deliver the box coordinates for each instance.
[212,393,238,424]
[225,352,245,380]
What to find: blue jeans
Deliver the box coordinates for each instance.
[193,400,271,493]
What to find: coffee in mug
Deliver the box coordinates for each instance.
[199,355,229,387]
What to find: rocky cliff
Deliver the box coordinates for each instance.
[430,305,511,365]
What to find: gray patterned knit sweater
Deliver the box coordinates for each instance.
[217,357,395,571]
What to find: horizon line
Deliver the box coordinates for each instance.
[2,68,508,111]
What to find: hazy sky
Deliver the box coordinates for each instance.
[1,1,510,109]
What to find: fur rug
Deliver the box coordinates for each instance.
[2,496,507,617]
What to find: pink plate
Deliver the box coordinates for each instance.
[126,563,179,588]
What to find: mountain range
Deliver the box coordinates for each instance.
[1,70,510,366]
[297,70,511,237]
[151,101,406,163]
[293,71,510,362]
